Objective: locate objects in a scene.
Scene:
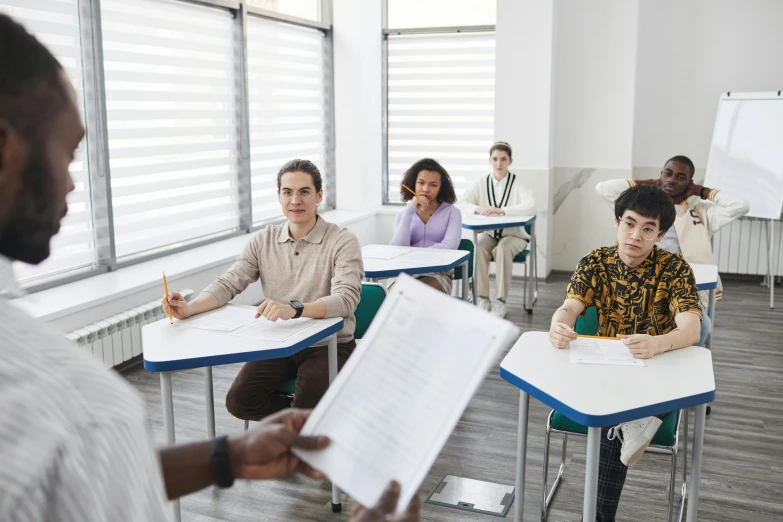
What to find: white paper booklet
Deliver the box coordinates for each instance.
[293,274,520,514]
[176,305,257,333]
[362,245,410,260]
[400,251,451,264]
[569,337,645,367]
[231,316,316,342]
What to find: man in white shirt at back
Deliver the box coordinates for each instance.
[0,14,417,522]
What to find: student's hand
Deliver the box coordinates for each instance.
[229,409,329,481]
[411,195,430,213]
[350,481,420,522]
[256,299,297,321]
[549,322,577,348]
[478,207,504,216]
[685,183,705,199]
[618,334,661,359]
[162,292,193,320]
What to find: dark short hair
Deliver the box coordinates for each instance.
[615,185,676,234]
[276,159,323,192]
[664,155,695,178]
[0,14,69,141]
[399,158,457,204]
[489,141,512,159]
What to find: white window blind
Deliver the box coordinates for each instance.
[1,0,96,283]
[386,32,495,203]
[101,0,240,258]
[246,16,328,224]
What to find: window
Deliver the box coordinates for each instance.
[101,0,241,259]
[387,0,495,29]
[247,0,321,22]
[246,15,330,223]
[385,32,495,202]
[1,0,96,284]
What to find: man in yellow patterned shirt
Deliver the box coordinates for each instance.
[549,185,702,522]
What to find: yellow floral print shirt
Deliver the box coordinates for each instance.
[566,246,702,337]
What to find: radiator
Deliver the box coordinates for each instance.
[712,217,782,276]
[64,289,194,368]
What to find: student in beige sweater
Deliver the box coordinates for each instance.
[456,142,536,317]
[163,159,363,421]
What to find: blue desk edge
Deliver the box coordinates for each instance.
[462,215,536,231]
[499,367,716,427]
[364,251,470,279]
[143,320,344,372]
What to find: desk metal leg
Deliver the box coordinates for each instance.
[706,288,716,349]
[513,390,529,522]
[205,367,215,439]
[686,403,707,522]
[327,334,342,512]
[460,260,470,303]
[527,222,538,312]
[582,427,600,522]
[160,372,181,522]
[472,230,479,302]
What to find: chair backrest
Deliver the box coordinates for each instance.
[574,306,599,336]
[453,238,474,281]
[525,224,531,235]
[355,282,387,339]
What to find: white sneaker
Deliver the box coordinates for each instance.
[607,416,663,467]
[490,300,507,318]
[477,297,491,312]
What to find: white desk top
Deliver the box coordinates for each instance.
[142,304,343,372]
[461,214,536,231]
[691,263,718,291]
[362,245,470,279]
[500,331,715,427]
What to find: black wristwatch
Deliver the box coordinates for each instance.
[211,435,235,488]
[700,187,708,199]
[289,300,304,319]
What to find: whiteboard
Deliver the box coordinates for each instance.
[704,92,783,220]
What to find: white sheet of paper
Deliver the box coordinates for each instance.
[177,306,257,333]
[400,251,451,264]
[230,317,316,342]
[293,274,520,514]
[569,338,645,367]
[362,245,410,260]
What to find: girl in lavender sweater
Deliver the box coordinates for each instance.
[389,158,463,293]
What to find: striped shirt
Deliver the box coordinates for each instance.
[0,257,171,521]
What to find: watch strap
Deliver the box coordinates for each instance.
[289,300,304,319]
[211,435,235,488]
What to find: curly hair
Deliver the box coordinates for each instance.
[399,158,457,204]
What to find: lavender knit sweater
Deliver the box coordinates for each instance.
[390,202,463,249]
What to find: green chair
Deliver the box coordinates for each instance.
[453,238,474,301]
[245,283,387,428]
[490,224,536,314]
[541,306,688,522]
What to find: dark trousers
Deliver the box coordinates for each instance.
[595,413,668,522]
[225,339,355,421]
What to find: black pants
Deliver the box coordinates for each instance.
[225,340,355,421]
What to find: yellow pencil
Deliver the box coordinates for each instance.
[577,334,616,340]
[163,272,173,324]
[402,184,420,198]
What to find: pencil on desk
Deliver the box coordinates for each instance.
[163,272,173,324]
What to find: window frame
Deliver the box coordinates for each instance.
[19,0,334,293]
[381,0,495,205]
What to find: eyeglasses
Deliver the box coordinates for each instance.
[279,188,315,200]
[618,219,660,241]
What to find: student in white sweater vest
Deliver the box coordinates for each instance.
[456,142,536,317]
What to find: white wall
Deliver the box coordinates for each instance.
[333,0,383,211]
[553,0,638,169]
[632,0,783,170]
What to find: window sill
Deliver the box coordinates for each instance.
[10,208,378,323]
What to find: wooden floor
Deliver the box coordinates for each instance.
[123,274,783,522]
